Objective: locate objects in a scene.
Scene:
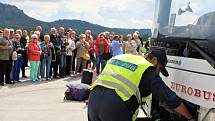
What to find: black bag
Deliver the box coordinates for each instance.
[64,83,90,101]
[102,52,112,60]
[81,69,93,85]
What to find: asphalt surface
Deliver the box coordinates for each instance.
[0,76,88,121]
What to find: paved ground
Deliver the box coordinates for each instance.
[0,76,88,121]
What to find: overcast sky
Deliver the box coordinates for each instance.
[1,0,215,29]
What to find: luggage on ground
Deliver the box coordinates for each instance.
[81,69,93,85]
[64,83,90,101]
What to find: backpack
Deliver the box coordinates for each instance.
[64,83,90,101]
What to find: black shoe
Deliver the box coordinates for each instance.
[16,80,22,83]
[53,76,60,79]
[0,82,4,86]
[22,75,27,78]
[6,81,14,84]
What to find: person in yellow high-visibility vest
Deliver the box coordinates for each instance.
[88,49,195,121]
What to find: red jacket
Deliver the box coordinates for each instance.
[86,38,94,54]
[28,41,41,61]
[94,38,109,57]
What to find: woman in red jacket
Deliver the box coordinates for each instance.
[28,34,42,82]
[85,30,95,69]
[94,33,109,75]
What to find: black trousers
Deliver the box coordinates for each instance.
[66,55,73,75]
[0,60,13,83]
[50,54,60,77]
[21,52,28,76]
[88,86,133,121]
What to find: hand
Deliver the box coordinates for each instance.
[39,51,42,54]
[188,118,195,121]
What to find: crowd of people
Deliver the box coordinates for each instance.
[0,26,144,86]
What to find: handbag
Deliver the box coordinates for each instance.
[12,51,17,61]
[83,53,90,61]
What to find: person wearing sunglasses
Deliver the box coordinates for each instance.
[28,34,42,82]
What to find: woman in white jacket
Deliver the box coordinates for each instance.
[66,30,76,75]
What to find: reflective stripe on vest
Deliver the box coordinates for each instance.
[96,79,131,98]
[100,71,141,104]
[91,54,153,103]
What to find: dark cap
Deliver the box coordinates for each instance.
[147,49,169,77]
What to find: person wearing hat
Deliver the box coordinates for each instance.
[75,34,90,75]
[88,49,195,121]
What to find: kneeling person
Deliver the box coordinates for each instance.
[88,50,195,121]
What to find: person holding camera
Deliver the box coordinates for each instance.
[40,35,55,81]
[65,29,76,76]
[12,34,24,83]
[75,34,90,75]
[28,34,42,82]
[59,27,68,78]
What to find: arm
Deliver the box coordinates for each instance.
[140,67,194,120]
[71,41,76,51]
[84,41,90,49]
[150,70,194,120]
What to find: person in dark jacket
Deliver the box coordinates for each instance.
[58,27,68,78]
[88,50,195,121]
[50,28,61,79]
[12,34,25,83]
[16,29,28,78]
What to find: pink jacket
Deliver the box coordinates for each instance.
[28,41,41,61]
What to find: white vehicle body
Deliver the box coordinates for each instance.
[163,55,215,121]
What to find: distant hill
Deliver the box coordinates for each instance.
[0,2,151,36]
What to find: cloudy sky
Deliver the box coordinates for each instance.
[1,0,215,29]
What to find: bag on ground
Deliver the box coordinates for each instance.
[81,69,93,85]
[64,83,90,101]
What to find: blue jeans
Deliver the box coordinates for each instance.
[59,53,66,77]
[96,55,106,75]
[12,55,23,81]
[41,55,51,79]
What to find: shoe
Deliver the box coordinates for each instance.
[46,78,52,81]
[22,75,27,78]
[32,80,36,82]
[16,80,22,83]
[53,76,60,79]
[41,78,46,81]
[0,82,4,86]
[36,79,41,82]
[6,81,14,84]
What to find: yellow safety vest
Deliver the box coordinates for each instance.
[90,54,153,121]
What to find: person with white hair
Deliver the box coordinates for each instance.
[65,29,76,75]
[50,27,61,79]
[16,29,28,78]
[123,34,137,55]
[133,32,142,55]
[12,34,24,83]
[28,34,42,82]
[40,35,55,81]
[0,28,13,86]
[36,26,44,42]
